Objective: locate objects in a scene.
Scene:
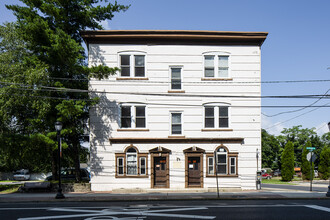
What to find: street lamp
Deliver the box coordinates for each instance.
[326,122,330,197]
[55,121,65,199]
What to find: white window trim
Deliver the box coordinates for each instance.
[230,157,236,175]
[139,157,146,175]
[203,103,231,129]
[216,149,227,175]
[208,157,214,175]
[169,111,183,136]
[118,51,147,78]
[169,66,184,91]
[117,157,124,176]
[119,104,147,129]
[202,51,231,79]
[126,151,138,176]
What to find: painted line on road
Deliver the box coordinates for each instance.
[305,205,330,213]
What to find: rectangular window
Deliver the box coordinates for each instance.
[217,154,227,174]
[117,157,124,175]
[135,106,146,128]
[140,157,146,175]
[204,55,215,77]
[127,153,137,175]
[171,113,182,135]
[171,68,182,90]
[134,55,145,77]
[219,106,229,128]
[205,107,215,128]
[121,106,131,128]
[208,157,214,175]
[218,56,229,78]
[230,157,236,175]
[120,55,130,77]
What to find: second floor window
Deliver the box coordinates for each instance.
[120,54,145,77]
[204,55,229,78]
[120,105,146,128]
[171,113,182,135]
[204,106,229,128]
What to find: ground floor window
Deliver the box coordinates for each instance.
[206,145,238,176]
[115,145,148,178]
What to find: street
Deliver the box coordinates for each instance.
[0,199,329,220]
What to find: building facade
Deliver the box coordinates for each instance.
[82,30,267,191]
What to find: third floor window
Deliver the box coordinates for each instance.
[120,54,145,77]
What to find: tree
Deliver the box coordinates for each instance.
[281,141,295,181]
[3,0,128,181]
[318,146,330,180]
[261,129,280,170]
[301,142,313,180]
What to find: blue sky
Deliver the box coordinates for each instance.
[1,0,330,136]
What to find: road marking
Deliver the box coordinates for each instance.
[18,207,215,220]
[305,205,330,213]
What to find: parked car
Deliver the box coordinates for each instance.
[13,169,30,181]
[45,168,90,181]
[273,169,281,177]
[262,172,272,179]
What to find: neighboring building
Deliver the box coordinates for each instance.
[82,30,267,191]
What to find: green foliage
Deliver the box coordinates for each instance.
[261,129,280,170]
[0,1,128,175]
[318,146,330,180]
[281,141,295,181]
[301,142,314,180]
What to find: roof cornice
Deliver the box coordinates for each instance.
[81,30,268,46]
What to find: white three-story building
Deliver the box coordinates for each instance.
[82,30,267,191]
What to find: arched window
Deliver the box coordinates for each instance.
[206,145,238,176]
[115,145,148,178]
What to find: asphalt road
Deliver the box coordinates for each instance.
[0,199,329,220]
[262,183,328,192]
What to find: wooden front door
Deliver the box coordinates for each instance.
[187,157,201,186]
[154,157,167,187]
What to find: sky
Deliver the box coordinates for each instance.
[1,0,330,136]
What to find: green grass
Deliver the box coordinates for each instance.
[0,184,22,194]
[262,177,297,185]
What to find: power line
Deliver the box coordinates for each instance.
[262,88,330,117]
[1,81,330,99]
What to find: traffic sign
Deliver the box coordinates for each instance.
[306,147,315,150]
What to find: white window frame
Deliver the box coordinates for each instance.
[216,148,227,175]
[120,104,147,129]
[203,104,230,128]
[139,157,146,175]
[170,111,183,135]
[230,157,236,175]
[117,157,124,176]
[208,157,214,175]
[169,66,183,91]
[126,149,137,176]
[203,52,231,78]
[118,51,147,78]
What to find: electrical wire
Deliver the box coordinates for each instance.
[262,88,330,117]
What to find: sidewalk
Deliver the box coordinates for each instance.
[0,184,329,203]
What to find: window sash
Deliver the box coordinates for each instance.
[230,157,236,175]
[219,106,229,128]
[171,68,182,90]
[140,157,146,175]
[135,106,146,128]
[216,153,227,174]
[121,106,131,128]
[208,157,214,175]
[117,157,124,175]
[126,153,137,175]
[134,55,145,77]
[120,55,130,77]
[205,107,215,128]
[171,113,182,135]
